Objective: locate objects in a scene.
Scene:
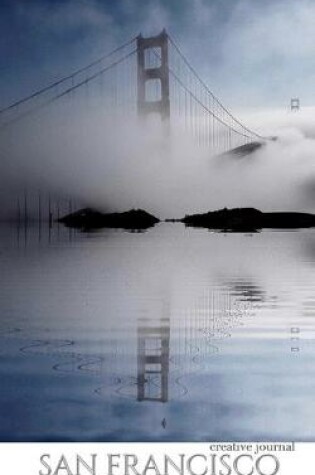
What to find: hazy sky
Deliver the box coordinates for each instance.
[1,0,315,110]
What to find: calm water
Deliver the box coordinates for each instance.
[1,222,315,441]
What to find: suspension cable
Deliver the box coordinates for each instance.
[151,49,251,139]
[168,34,266,140]
[168,66,252,139]
[0,36,137,116]
[0,49,137,130]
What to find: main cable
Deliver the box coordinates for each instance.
[0,49,137,130]
[168,34,267,140]
[0,36,137,116]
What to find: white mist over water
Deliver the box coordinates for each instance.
[1,105,315,220]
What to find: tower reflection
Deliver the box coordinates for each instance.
[137,317,170,403]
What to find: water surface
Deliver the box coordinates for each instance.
[1,223,315,441]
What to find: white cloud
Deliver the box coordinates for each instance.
[15,0,113,36]
[225,0,315,63]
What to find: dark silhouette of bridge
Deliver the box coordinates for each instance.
[0,29,268,153]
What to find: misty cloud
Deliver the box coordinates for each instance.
[1,99,315,220]
[15,0,113,37]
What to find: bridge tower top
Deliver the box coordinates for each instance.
[290,98,300,112]
[136,29,170,123]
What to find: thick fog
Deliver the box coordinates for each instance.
[1,102,315,221]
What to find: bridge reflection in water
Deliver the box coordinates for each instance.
[133,281,260,405]
[137,317,170,403]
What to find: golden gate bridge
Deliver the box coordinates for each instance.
[0,29,268,153]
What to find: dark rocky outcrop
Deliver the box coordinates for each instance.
[58,208,159,230]
[181,207,315,231]
[59,206,315,232]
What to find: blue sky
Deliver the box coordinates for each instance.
[1,0,315,111]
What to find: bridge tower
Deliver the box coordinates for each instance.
[136,30,170,123]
